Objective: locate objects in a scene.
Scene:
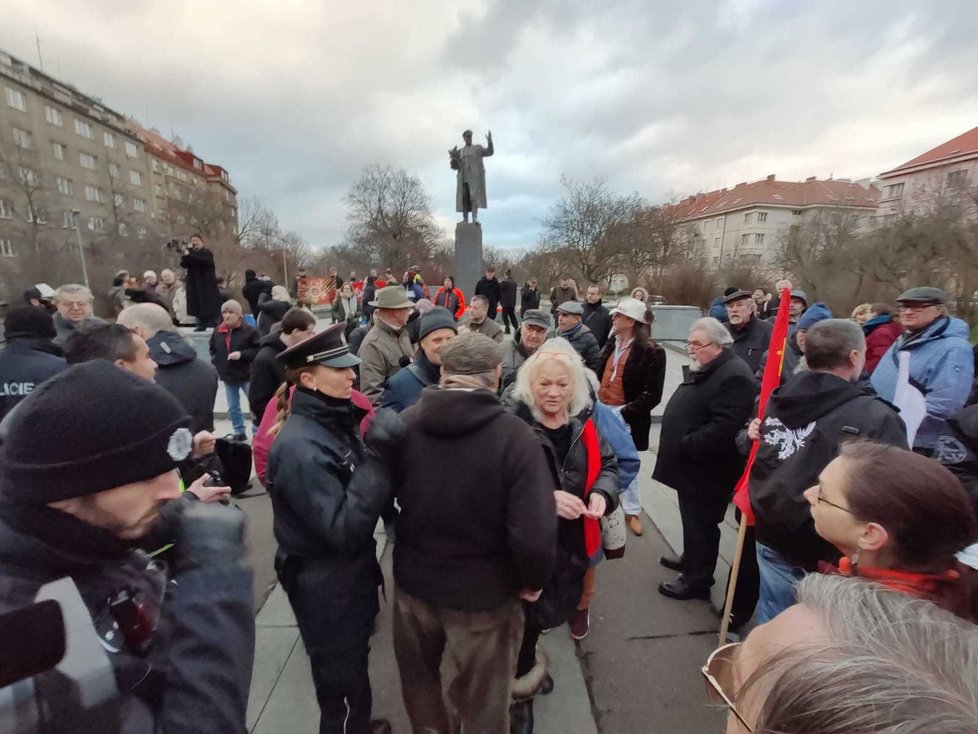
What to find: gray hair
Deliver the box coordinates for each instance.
[689,317,732,346]
[470,294,489,308]
[744,575,978,733]
[511,337,592,422]
[55,284,93,303]
[804,319,865,371]
[117,303,173,337]
[440,332,501,389]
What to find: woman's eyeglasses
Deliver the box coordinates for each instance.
[702,642,753,731]
[816,489,853,514]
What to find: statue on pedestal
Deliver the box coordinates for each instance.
[449,129,493,225]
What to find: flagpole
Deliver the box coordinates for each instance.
[718,520,748,644]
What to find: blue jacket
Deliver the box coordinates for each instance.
[591,401,640,490]
[380,352,439,413]
[870,316,974,450]
[709,297,729,323]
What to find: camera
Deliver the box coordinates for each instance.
[164,237,189,254]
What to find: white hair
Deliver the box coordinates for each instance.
[117,303,173,337]
[690,317,732,346]
[55,283,93,303]
[511,337,592,422]
[143,270,157,280]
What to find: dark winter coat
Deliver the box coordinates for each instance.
[0,504,254,732]
[728,315,774,375]
[549,286,577,315]
[361,277,378,320]
[708,297,729,323]
[475,276,502,316]
[520,284,541,314]
[209,321,260,385]
[755,334,803,386]
[558,322,602,372]
[863,315,904,374]
[596,337,667,451]
[653,349,756,496]
[935,403,978,515]
[265,388,391,591]
[500,276,518,308]
[248,332,288,423]
[392,388,558,611]
[180,246,221,322]
[749,371,908,569]
[242,276,273,315]
[256,296,291,336]
[148,330,219,434]
[379,350,440,412]
[500,336,535,394]
[582,301,612,349]
[52,313,104,346]
[0,337,67,422]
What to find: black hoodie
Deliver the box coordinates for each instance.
[248,331,288,422]
[749,371,908,568]
[393,388,557,611]
[936,403,978,515]
[148,331,219,433]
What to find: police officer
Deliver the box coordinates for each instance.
[0,361,255,731]
[265,323,402,734]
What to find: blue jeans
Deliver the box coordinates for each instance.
[619,476,642,516]
[755,543,806,624]
[225,382,250,436]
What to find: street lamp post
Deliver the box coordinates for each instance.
[71,209,90,289]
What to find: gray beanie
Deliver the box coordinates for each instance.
[418,307,458,342]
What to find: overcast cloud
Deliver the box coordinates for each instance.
[3,0,978,251]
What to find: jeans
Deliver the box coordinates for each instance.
[619,476,642,516]
[755,542,806,624]
[225,381,250,436]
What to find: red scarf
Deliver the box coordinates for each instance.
[217,321,234,352]
[830,556,960,598]
[581,420,602,558]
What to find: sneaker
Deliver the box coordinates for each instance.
[233,433,247,442]
[568,606,590,640]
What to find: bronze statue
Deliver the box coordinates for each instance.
[449,129,493,224]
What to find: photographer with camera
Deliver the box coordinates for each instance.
[178,233,221,332]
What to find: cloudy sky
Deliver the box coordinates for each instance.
[4,1,978,251]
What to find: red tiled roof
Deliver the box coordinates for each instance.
[126,121,234,190]
[881,125,978,177]
[670,176,879,220]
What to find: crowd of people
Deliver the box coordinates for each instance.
[2,252,978,733]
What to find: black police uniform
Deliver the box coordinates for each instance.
[264,324,396,734]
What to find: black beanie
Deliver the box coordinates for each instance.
[418,306,458,342]
[0,361,193,504]
[3,305,56,340]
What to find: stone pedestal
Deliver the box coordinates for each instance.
[454,222,483,301]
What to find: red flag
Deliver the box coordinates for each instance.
[732,288,792,524]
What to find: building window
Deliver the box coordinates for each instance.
[129,170,143,186]
[882,183,904,199]
[133,197,146,212]
[26,205,47,224]
[948,170,968,188]
[714,237,720,249]
[754,233,765,246]
[136,225,147,239]
[79,152,96,170]
[154,183,164,197]
[0,238,14,257]
[18,167,39,186]
[12,127,32,149]
[74,119,95,140]
[103,132,115,149]
[56,177,74,196]
[0,198,11,218]
[125,141,139,159]
[704,219,712,231]
[757,212,768,223]
[151,159,160,173]
[791,209,803,215]
[109,163,119,179]
[744,212,754,224]
[746,254,762,264]
[45,105,63,126]
[52,142,66,160]
[113,193,125,208]
[741,233,750,247]
[5,87,26,111]
[89,216,106,233]
[84,185,99,202]
[118,222,129,237]
[63,211,75,228]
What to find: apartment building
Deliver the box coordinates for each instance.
[877,124,978,218]
[672,175,880,267]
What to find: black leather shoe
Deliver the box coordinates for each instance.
[659,553,683,572]
[658,578,710,600]
[510,700,534,734]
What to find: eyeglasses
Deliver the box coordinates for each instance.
[702,642,753,731]
[685,341,711,351]
[816,488,853,514]
[898,303,937,312]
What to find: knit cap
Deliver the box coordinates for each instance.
[797,302,832,331]
[0,361,192,504]
[418,307,458,341]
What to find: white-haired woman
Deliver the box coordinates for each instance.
[506,337,619,732]
[256,284,293,336]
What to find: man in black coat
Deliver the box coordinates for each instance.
[179,233,221,331]
[248,308,316,429]
[474,266,501,323]
[390,333,557,733]
[118,303,219,434]
[748,319,908,623]
[653,317,756,600]
[724,289,774,375]
[499,269,519,334]
[241,269,273,315]
[0,306,67,422]
[582,284,612,349]
[520,277,540,316]
[555,301,602,371]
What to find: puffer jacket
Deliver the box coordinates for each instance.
[209,321,261,385]
[870,316,974,450]
[557,323,602,371]
[863,315,904,374]
[434,287,466,319]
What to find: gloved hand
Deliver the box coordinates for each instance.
[363,407,406,458]
[172,502,245,571]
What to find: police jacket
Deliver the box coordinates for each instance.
[749,371,908,569]
[209,321,260,385]
[265,388,392,590]
[0,337,67,422]
[728,315,773,375]
[0,504,254,733]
